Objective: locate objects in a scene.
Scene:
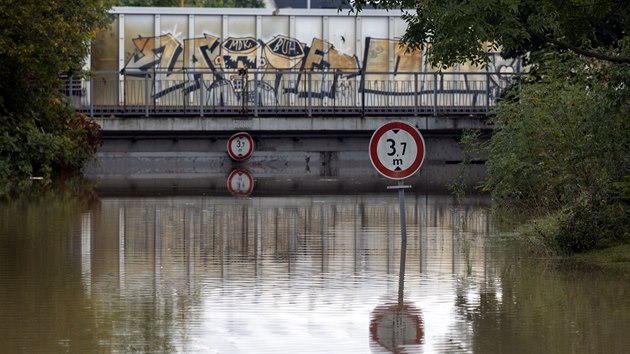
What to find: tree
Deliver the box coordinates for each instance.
[343,0,630,67]
[0,1,112,189]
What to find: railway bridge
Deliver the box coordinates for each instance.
[77,7,522,187]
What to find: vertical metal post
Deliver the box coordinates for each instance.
[486,72,491,112]
[361,70,366,117]
[200,74,205,117]
[414,73,419,116]
[153,69,156,114]
[144,72,149,117]
[433,72,438,116]
[183,68,187,114]
[308,71,312,117]
[89,77,94,118]
[397,179,407,304]
[123,73,127,115]
[254,71,259,117]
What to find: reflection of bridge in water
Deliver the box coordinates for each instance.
[75,193,500,352]
[79,195,494,293]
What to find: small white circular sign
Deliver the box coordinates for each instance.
[227,132,254,161]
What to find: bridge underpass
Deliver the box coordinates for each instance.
[78,7,519,190]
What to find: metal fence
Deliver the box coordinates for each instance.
[68,70,518,118]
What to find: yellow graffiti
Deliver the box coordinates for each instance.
[302,38,358,71]
[125,34,182,73]
[183,33,221,70]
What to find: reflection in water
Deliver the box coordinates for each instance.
[370,302,424,353]
[1,191,630,353]
[370,209,425,353]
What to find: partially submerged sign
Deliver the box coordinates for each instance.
[369,122,425,180]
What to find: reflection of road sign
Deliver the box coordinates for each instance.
[369,122,425,180]
[227,168,254,197]
[227,132,254,161]
[370,302,424,352]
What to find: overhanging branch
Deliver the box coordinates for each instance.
[527,28,630,64]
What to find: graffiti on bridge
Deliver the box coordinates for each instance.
[122,33,519,106]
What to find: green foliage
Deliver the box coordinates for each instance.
[114,0,264,7]
[485,52,630,210]
[343,0,630,67]
[0,1,110,190]
[448,129,486,199]
[483,52,630,253]
[557,180,630,254]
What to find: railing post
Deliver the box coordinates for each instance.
[414,73,418,117]
[433,72,438,116]
[486,72,491,113]
[308,71,312,117]
[183,68,187,114]
[361,70,365,117]
[123,72,127,115]
[144,72,149,117]
[200,74,205,117]
[153,69,156,115]
[254,71,259,117]
[89,77,94,118]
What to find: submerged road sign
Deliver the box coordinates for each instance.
[369,122,426,180]
[227,132,254,161]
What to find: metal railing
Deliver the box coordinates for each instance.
[67,70,518,118]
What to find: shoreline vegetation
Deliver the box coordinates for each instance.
[0,1,111,195]
[510,211,630,275]
[480,51,629,267]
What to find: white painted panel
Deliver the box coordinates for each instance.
[394,17,407,39]
[124,15,154,61]
[294,16,322,45]
[328,17,356,58]
[261,16,289,42]
[362,17,389,42]
[228,16,256,37]
[161,15,189,42]
[194,15,222,38]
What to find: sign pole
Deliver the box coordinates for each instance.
[370,121,425,305]
[387,181,410,304]
[396,179,407,305]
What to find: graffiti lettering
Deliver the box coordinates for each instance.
[121,33,520,107]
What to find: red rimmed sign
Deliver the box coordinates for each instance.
[369,122,425,180]
[227,132,254,161]
[227,168,254,197]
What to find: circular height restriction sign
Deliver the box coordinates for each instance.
[227,132,254,161]
[369,122,426,180]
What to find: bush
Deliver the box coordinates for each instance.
[485,53,630,212]
[556,180,629,254]
[482,52,630,254]
[0,104,101,188]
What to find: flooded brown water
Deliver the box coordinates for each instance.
[1,187,629,353]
